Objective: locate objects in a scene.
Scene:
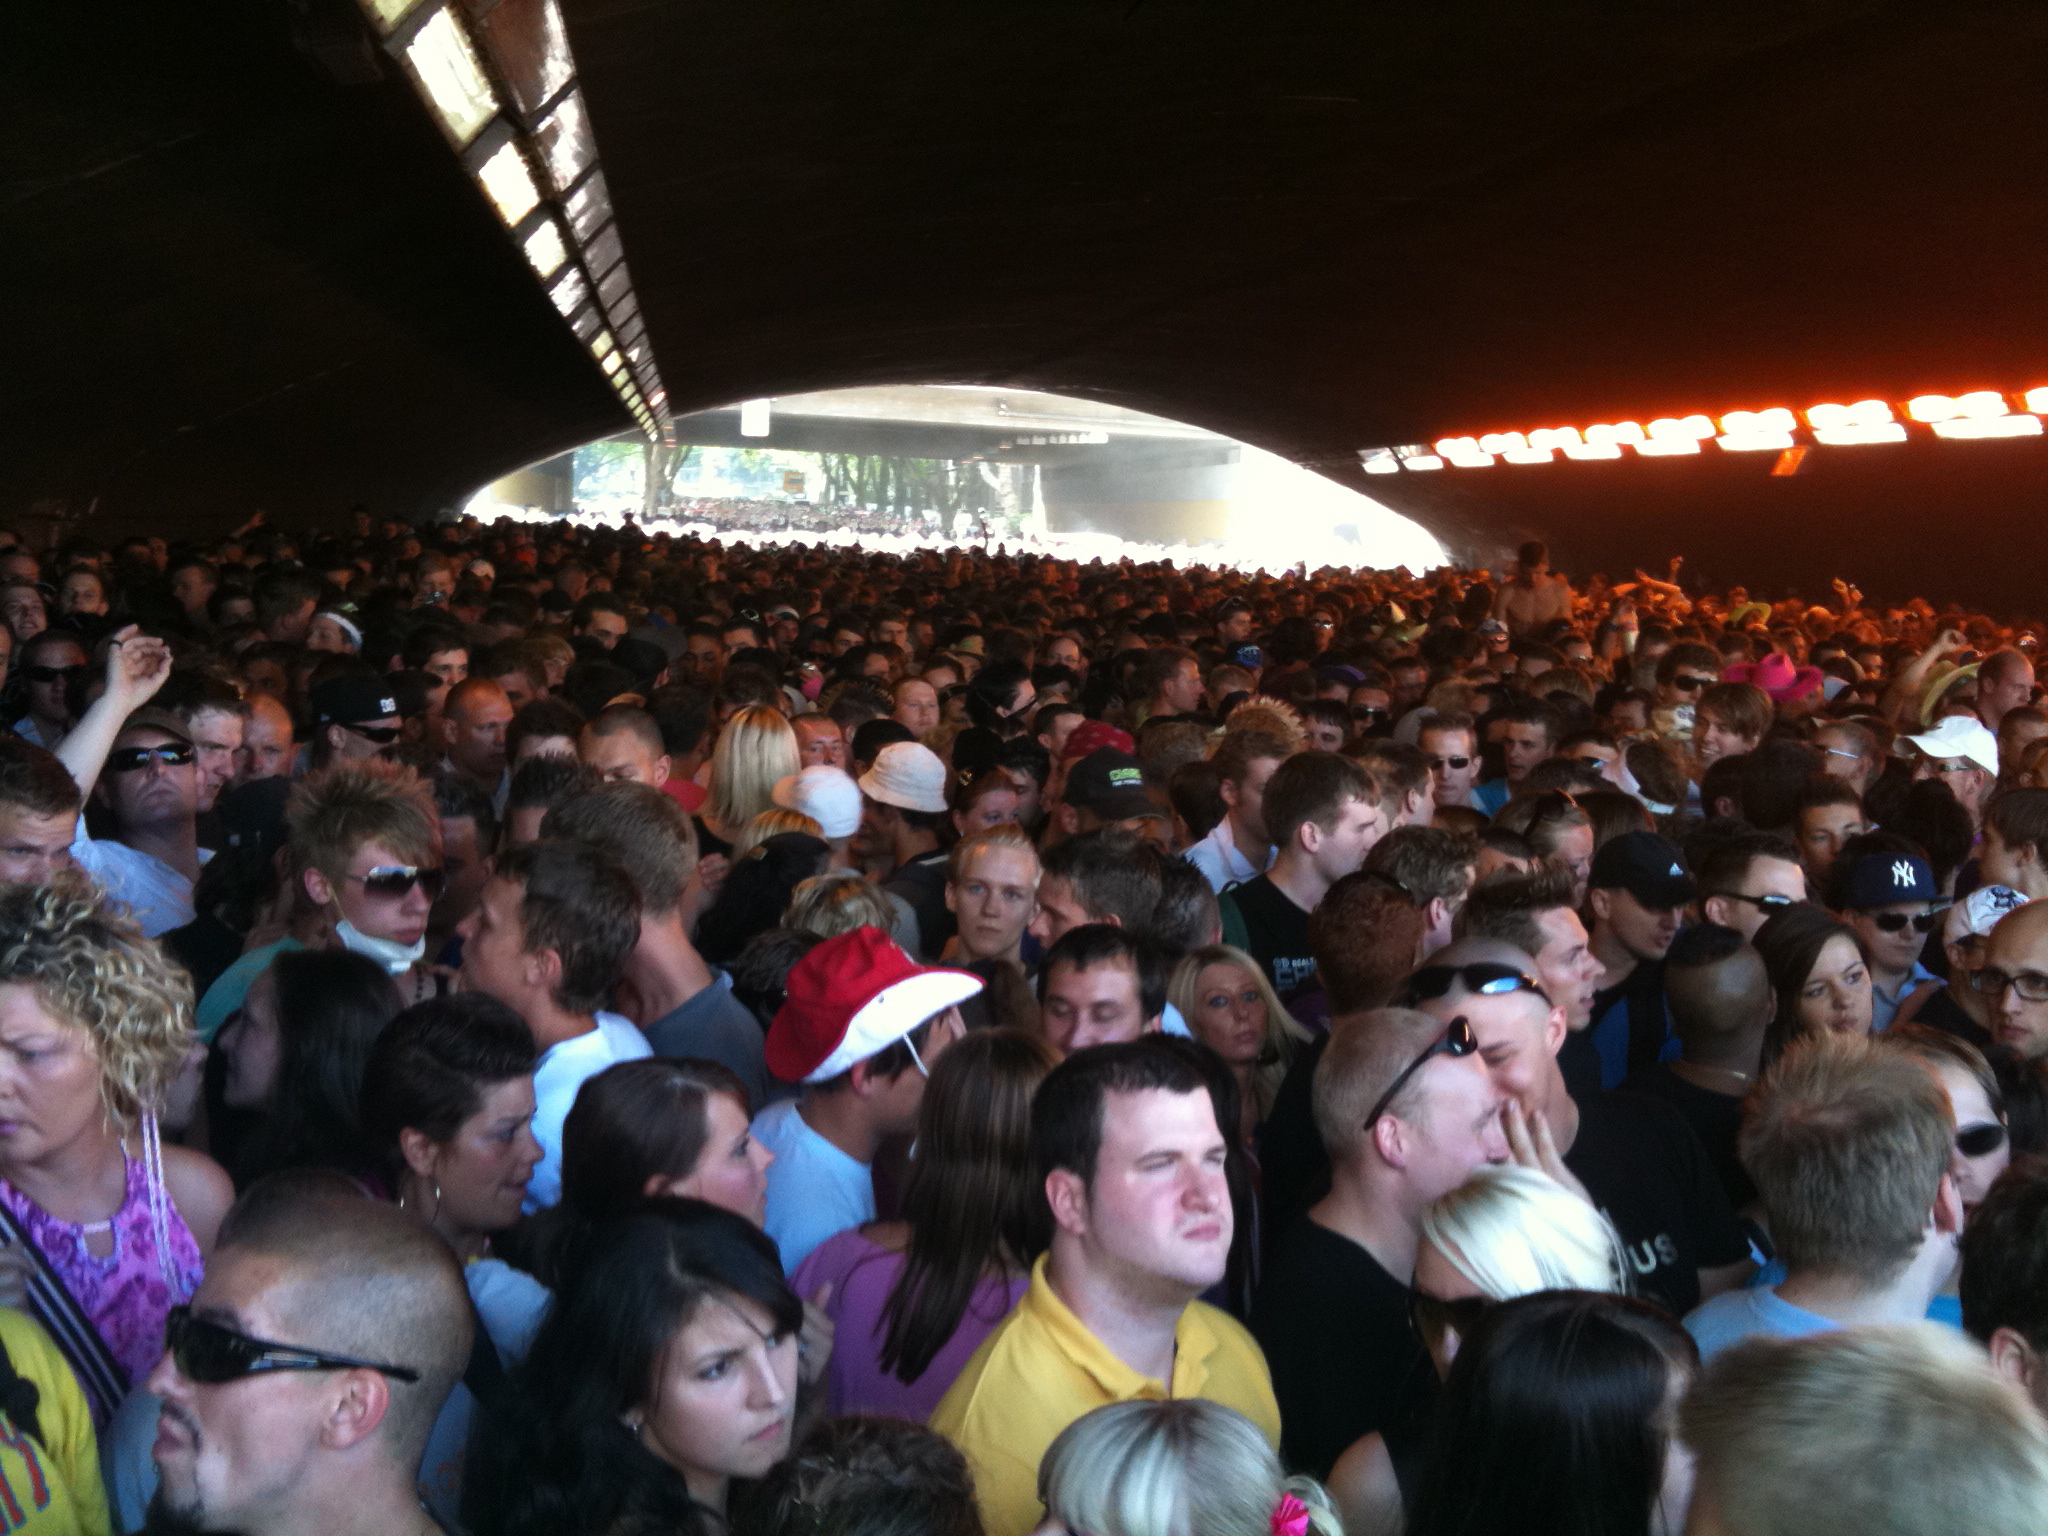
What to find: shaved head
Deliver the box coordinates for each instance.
[216,1173,471,1459]
[1666,923,1772,1055]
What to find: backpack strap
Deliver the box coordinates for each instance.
[0,1199,126,1424]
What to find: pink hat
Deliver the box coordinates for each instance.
[766,927,982,1083]
[1723,653,1824,704]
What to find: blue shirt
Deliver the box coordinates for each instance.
[1471,778,1511,816]
[1684,1285,1837,1360]
[1870,960,1939,1032]
[755,1098,874,1272]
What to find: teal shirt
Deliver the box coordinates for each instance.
[194,937,302,1042]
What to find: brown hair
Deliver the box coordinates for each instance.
[286,758,438,882]
[494,841,641,1014]
[1739,1033,1951,1282]
[880,1029,1056,1380]
[1309,876,1428,1013]
[1457,863,1578,959]
[1697,681,1773,746]
[545,780,698,915]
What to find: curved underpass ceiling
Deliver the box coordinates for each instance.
[7,0,2047,609]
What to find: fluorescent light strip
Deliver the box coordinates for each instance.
[1361,386,2048,469]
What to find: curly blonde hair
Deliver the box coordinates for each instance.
[0,874,195,1126]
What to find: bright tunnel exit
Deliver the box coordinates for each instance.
[467,385,1447,574]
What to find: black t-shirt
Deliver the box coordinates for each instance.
[883,850,954,961]
[1911,984,1994,1051]
[1249,1216,1432,1479]
[1586,957,1673,1089]
[1256,1036,1331,1264]
[1564,1087,1749,1316]
[1558,1027,1604,1100]
[1222,875,1316,1001]
[1623,1062,1755,1214]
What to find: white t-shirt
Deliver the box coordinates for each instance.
[71,827,211,938]
[754,1097,873,1272]
[525,1011,651,1213]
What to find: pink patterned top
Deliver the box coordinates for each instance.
[0,1153,204,1400]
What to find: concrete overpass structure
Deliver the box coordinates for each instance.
[9,0,2048,606]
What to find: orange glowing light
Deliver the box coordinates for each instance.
[2027,387,2048,414]
[1806,400,1906,446]
[1717,407,1797,451]
[1435,436,1496,468]
[1636,414,1716,456]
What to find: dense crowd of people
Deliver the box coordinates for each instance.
[0,515,2045,1536]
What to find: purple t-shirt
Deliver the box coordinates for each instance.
[791,1227,1028,1422]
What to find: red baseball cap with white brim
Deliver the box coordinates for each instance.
[766,926,984,1084]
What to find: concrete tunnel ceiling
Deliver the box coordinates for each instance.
[7,0,2048,606]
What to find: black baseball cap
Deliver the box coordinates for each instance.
[309,674,401,727]
[1064,749,1160,820]
[1588,831,1697,909]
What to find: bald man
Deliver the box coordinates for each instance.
[238,692,297,783]
[1981,901,2048,1059]
[1407,936,1751,1314]
[146,1174,470,1536]
[1625,923,1772,1215]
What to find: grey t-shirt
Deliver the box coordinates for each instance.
[643,969,772,1108]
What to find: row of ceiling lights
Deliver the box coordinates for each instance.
[1359,386,2048,473]
[356,0,668,440]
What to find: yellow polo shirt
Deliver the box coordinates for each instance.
[930,1256,1280,1536]
[0,1309,111,1536]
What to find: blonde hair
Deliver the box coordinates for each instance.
[285,758,438,881]
[786,870,895,938]
[1167,944,1309,1121]
[706,705,801,834]
[1220,699,1304,755]
[0,874,196,1126]
[1683,1325,2048,1536]
[946,822,1040,885]
[1039,1399,1339,1536]
[1422,1165,1628,1297]
[729,807,822,861]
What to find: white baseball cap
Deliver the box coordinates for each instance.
[1902,714,2000,775]
[773,767,863,839]
[1946,883,2032,944]
[859,742,950,815]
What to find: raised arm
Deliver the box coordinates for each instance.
[55,626,172,800]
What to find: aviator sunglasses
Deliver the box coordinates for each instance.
[107,743,194,773]
[165,1305,419,1385]
[345,864,445,900]
[25,664,89,685]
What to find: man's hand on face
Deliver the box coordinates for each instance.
[103,624,172,708]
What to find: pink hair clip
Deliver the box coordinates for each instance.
[1270,1493,1310,1536]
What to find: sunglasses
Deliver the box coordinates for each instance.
[1401,961,1551,1010]
[1713,891,1798,916]
[1365,1016,1478,1127]
[1957,1122,2009,1158]
[1411,1289,1492,1344]
[1672,674,1714,692]
[346,865,446,900]
[1867,909,1942,935]
[1428,754,1473,772]
[1352,706,1389,723]
[346,723,403,745]
[1970,968,2048,1004]
[108,743,194,773]
[25,664,89,684]
[165,1305,418,1385]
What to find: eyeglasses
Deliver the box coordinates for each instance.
[1970,968,2048,1003]
[1712,891,1799,916]
[1672,674,1714,692]
[164,1305,419,1385]
[1819,746,1865,763]
[1866,909,1942,935]
[25,665,88,684]
[1400,962,1551,1010]
[107,743,194,773]
[345,723,403,745]
[345,865,445,900]
[1352,706,1388,723]
[1365,1017,1478,1127]
[1410,1289,1492,1345]
[1428,754,1473,772]
[1957,1122,2009,1158]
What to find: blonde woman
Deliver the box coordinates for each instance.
[0,876,234,1424]
[699,704,801,857]
[1038,1399,1341,1536]
[1168,944,1309,1146]
[730,808,824,862]
[786,869,899,940]
[1327,1165,1627,1536]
